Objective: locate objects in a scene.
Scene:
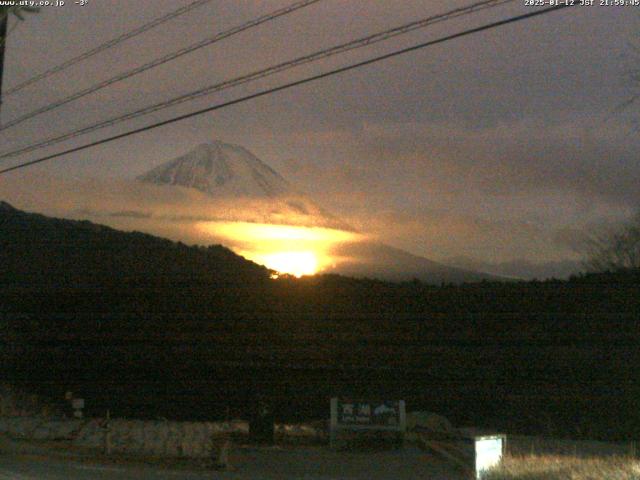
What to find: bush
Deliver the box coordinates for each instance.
[485,454,640,480]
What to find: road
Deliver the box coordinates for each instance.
[0,447,463,479]
[0,455,215,480]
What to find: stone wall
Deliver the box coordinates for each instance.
[0,416,325,458]
[0,416,249,458]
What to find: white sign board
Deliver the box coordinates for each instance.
[475,435,505,479]
[330,398,406,448]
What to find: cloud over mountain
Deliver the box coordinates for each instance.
[0,141,499,283]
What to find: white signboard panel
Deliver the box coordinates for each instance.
[475,435,504,479]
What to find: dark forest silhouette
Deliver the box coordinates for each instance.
[1,202,638,440]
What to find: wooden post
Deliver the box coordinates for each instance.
[216,437,231,470]
[105,410,112,455]
[398,400,406,447]
[330,397,338,449]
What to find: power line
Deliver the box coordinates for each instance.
[0,0,323,132]
[2,0,214,97]
[0,0,516,160]
[0,4,576,176]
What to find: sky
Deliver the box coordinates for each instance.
[1,0,639,278]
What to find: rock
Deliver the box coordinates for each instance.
[5,417,43,438]
[32,419,83,440]
[406,411,455,440]
[73,419,103,448]
[407,411,454,432]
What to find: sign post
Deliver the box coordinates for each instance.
[330,398,406,449]
[417,430,506,479]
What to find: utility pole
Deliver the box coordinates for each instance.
[0,6,38,117]
[0,12,7,116]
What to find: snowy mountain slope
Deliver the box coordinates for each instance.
[138,141,292,198]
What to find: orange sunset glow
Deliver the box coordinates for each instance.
[197,221,361,277]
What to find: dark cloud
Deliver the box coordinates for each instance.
[353,118,640,207]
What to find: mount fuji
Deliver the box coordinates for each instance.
[138,142,292,198]
[138,141,498,284]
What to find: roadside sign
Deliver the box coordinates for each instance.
[330,398,406,448]
[475,435,505,479]
[418,432,505,479]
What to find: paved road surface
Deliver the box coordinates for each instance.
[0,447,463,479]
[0,455,209,480]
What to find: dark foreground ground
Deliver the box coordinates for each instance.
[0,446,462,480]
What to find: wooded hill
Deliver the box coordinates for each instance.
[1,202,638,440]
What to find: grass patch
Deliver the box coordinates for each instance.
[485,454,640,480]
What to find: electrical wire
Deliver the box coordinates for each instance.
[0,0,323,132]
[2,0,214,97]
[0,4,576,176]
[0,0,516,159]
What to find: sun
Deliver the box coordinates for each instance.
[196,221,362,278]
[259,251,318,278]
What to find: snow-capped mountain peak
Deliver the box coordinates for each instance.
[137,141,292,198]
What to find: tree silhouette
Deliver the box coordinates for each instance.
[583,211,640,271]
